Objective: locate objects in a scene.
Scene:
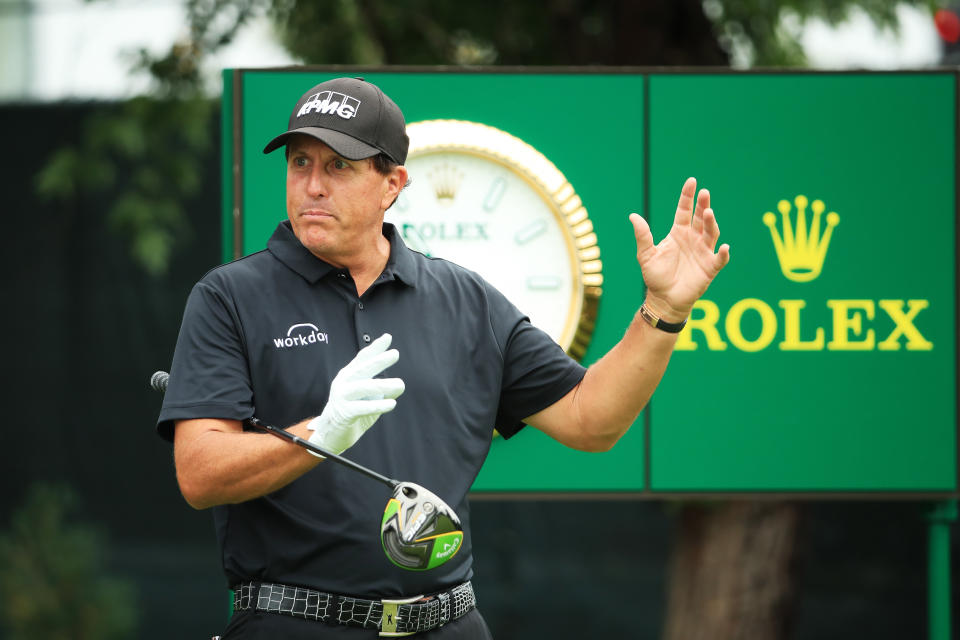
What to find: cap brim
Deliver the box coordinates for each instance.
[262,127,381,160]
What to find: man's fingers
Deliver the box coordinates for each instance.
[692,188,710,233]
[700,209,730,274]
[375,378,405,400]
[359,332,392,355]
[341,378,405,401]
[630,213,655,262]
[349,348,400,379]
[344,398,398,419]
[673,177,697,227]
[715,243,731,271]
[702,208,720,247]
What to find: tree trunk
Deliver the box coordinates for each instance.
[661,501,802,640]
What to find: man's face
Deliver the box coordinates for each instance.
[285,135,406,263]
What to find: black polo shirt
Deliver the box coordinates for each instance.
[158,221,586,597]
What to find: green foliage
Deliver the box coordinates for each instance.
[268,0,939,69]
[268,0,520,65]
[36,0,265,276]
[0,484,137,640]
[268,0,724,66]
[35,98,207,276]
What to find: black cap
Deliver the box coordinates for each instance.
[263,77,409,165]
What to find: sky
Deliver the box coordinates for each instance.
[0,0,296,101]
[800,3,942,68]
[0,0,948,102]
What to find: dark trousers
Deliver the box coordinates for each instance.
[220,608,494,639]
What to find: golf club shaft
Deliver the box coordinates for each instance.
[247,417,398,489]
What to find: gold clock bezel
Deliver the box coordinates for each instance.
[405,119,602,360]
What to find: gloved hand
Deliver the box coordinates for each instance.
[307,333,405,457]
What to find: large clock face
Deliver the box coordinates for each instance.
[390,120,602,358]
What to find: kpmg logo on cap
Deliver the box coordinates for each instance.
[297,91,360,120]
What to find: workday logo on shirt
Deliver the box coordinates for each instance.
[274,323,329,349]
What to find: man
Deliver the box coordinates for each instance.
[158,76,729,639]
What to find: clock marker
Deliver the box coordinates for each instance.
[514,220,548,245]
[527,276,562,290]
[483,177,506,211]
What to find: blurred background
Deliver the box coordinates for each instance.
[1,1,958,638]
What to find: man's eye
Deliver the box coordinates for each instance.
[333,158,349,170]
[294,157,308,167]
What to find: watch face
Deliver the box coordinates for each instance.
[391,120,602,357]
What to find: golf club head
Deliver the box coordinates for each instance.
[381,482,463,571]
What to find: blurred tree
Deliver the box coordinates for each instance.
[36,0,265,276]
[267,0,726,66]
[706,0,939,66]
[662,502,803,640]
[267,0,938,68]
[0,485,136,640]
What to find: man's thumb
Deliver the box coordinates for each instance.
[629,213,655,263]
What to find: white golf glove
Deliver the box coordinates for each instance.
[307,333,405,457]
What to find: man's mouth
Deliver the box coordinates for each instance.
[301,208,334,219]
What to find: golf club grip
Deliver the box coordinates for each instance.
[247,417,398,489]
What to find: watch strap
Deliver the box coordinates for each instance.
[639,303,687,333]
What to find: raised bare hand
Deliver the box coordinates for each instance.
[630,177,730,322]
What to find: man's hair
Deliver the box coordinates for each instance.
[371,153,397,176]
[372,153,413,189]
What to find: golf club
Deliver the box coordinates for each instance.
[151,371,463,571]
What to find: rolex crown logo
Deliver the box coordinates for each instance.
[427,162,463,206]
[763,195,840,282]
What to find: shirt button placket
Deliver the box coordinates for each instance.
[356,300,372,346]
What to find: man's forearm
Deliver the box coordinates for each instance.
[174,418,321,509]
[530,178,728,452]
[527,304,679,452]
[574,306,679,443]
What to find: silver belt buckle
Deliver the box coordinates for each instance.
[379,594,423,637]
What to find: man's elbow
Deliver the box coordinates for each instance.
[176,470,219,510]
[532,412,630,452]
[173,421,234,510]
[556,421,625,452]
[578,431,622,453]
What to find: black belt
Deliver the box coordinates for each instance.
[232,581,476,637]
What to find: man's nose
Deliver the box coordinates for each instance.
[306,166,328,197]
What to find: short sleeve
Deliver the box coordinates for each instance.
[156,280,254,441]
[487,282,587,438]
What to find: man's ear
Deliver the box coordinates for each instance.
[382,165,409,210]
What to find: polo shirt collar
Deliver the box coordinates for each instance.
[382,223,419,288]
[267,220,418,288]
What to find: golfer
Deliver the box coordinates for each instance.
[157,77,729,639]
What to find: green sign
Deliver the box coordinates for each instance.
[649,73,956,493]
[223,68,957,496]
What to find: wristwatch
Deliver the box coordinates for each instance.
[638,303,687,333]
